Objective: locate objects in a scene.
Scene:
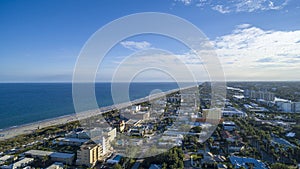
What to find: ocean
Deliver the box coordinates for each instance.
[0,82,180,130]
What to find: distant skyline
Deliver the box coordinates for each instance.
[1,0,300,82]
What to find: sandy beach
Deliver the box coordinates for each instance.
[0,87,184,141]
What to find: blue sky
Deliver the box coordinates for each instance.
[0,0,300,82]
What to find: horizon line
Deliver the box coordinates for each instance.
[1,80,300,83]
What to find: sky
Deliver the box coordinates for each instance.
[0,0,300,82]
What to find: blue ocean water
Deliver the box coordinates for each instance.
[0,83,179,129]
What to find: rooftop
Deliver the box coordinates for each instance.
[229,156,267,169]
[25,150,74,159]
[223,121,235,125]
[57,137,89,143]
[80,142,99,150]
[25,150,53,156]
[0,155,14,162]
[46,162,64,169]
[51,152,74,159]
[11,158,34,168]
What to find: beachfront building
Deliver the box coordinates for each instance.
[76,142,103,167]
[132,105,141,112]
[113,120,125,132]
[122,110,150,121]
[103,127,116,142]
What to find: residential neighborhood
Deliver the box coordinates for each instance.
[1,82,300,169]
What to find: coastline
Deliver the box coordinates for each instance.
[0,87,187,141]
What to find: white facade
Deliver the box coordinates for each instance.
[276,101,293,112]
[223,121,236,131]
[132,105,141,112]
[292,102,300,113]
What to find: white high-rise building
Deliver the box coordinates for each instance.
[292,102,300,113]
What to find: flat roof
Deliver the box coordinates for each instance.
[51,152,74,159]
[46,163,64,169]
[57,137,89,143]
[0,155,14,161]
[125,119,139,124]
[229,156,267,169]
[80,142,98,150]
[25,150,53,156]
[25,150,74,159]
[12,158,34,168]
[223,121,235,125]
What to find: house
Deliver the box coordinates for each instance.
[217,164,228,169]
[223,121,236,131]
[46,162,64,169]
[0,158,33,169]
[149,164,162,169]
[229,156,268,169]
[0,155,15,165]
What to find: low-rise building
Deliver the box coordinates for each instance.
[24,150,74,165]
[223,121,236,131]
[132,105,141,112]
[0,155,15,165]
[113,120,125,132]
[54,137,89,146]
[46,162,64,169]
[11,158,34,169]
[122,111,150,121]
[229,156,267,169]
[217,164,228,169]
[128,127,145,136]
[149,164,162,169]
[222,107,246,117]
[125,119,142,129]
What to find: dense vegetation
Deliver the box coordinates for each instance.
[140,147,184,169]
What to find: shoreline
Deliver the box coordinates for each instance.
[0,86,189,141]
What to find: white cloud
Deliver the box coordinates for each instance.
[120,41,151,51]
[214,24,300,80]
[175,0,289,13]
[235,0,288,12]
[102,25,300,81]
[236,23,252,29]
[175,0,193,5]
[212,5,230,14]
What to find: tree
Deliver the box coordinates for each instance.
[270,163,290,169]
[191,126,202,133]
[162,163,167,169]
[113,163,122,169]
